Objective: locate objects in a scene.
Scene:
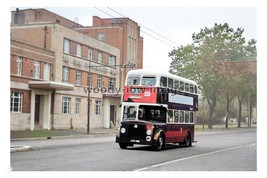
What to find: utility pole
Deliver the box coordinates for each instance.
[87,59,91,134]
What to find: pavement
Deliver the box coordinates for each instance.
[11,127,118,140]
[10,127,118,152]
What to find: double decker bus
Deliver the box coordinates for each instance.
[116,69,198,151]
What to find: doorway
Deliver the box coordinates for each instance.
[110,105,116,127]
[34,95,41,126]
[30,90,52,130]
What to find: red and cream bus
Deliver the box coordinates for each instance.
[116,69,198,151]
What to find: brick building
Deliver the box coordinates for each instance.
[77,16,143,86]
[10,8,143,130]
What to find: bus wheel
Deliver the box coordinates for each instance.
[119,143,128,149]
[184,133,192,147]
[154,134,165,151]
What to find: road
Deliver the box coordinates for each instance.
[10,128,256,171]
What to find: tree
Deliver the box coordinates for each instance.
[235,62,256,128]
[169,23,256,129]
[169,44,199,81]
[236,76,248,128]
[194,23,249,128]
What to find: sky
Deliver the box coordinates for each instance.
[15,6,257,72]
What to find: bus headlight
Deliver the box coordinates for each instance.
[146,130,152,135]
[146,136,151,142]
[120,127,126,134]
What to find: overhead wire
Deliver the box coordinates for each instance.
[94,7,177,48]
[107,7,179,47]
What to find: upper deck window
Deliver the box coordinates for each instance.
[190,84,194,93]
[180,81,184,91]
[160,76,167,87]
[127,76,140,86]
[168,78,173,88]
[185,83,190,92]
[141,76,156,86]
[174,80,179,90]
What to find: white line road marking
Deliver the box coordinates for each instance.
[133,143,256,171]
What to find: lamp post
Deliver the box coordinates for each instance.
[87,59,91,134]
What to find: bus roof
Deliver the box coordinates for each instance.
[126,69,197,85]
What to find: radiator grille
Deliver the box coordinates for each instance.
[127,124,146,139]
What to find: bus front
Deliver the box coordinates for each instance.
[116,103,167,150]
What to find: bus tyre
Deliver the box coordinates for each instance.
[119,143,128,149]
[154,134,165,151]
[184,133,192,147]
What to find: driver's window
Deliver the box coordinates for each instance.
[123,106,137,120]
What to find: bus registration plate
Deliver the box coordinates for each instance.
[130,139,140,143]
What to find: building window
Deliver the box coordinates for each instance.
[98,33,105,42]
[134,39,137,60]
[63,39,70,54]
[98,51,103,63]
[10,92,23,112]
[109,55,116,67]
[97,75,102,88]
[108,78,115,90]
[89,48,93,61]
[76,70,81,85]
[77,44,82,57]
[75,98,81,115]
[44,63,51,80]
[33,60,40,79]
[62,96,71,114]
[17,57,22,76]
[95,100,101,115]
[62,67,69,83]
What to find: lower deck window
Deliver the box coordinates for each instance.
[122,105,195,124]
[167,110,194,124]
